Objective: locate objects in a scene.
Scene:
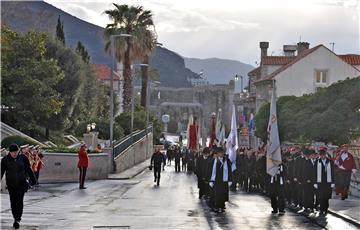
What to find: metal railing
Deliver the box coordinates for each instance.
[113,125,153,158]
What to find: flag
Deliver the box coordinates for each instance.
[266,81,282,177]
[209,115,216,147]
[226,105,238,171]
[215,110,225,146]
[188,115,199,151]
[186,114,193,149]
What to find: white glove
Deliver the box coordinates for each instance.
[228,182,232,187]
[331,184,335,188]
[339,165,346,170]
[352,169,358,174]
[334,160,339,166]
[313,184,318,189]
[209,182,214,188]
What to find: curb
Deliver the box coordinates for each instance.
[107,166,148,180]
[287,205,360,228]
[327,209,360,228]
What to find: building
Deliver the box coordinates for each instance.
[249,42,360,112]
[92,64,123,114]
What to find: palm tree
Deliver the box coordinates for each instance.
[104,4,155,112]
[132,27,158,108]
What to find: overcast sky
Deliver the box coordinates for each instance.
[45,0,359,66]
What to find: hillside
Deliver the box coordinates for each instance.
[1,1,194,88]
[184,57,254,92]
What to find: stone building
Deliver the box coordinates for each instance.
[149,81,235,135]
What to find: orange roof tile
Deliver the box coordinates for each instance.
[339,54,360,65]
[92,64,121,81]
[255,45,322,83]
[262,56,294,65]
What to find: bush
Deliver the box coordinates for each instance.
[1,135,38,149]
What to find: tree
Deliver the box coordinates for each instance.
[132,27,158,108]
[104,4,155,112]
[254,77,360,145]
[1,27,64,137]
[56,15,65,45]
[76,41,90,63]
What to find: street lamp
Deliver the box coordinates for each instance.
[235,74,244,92]
[110,33,131,166]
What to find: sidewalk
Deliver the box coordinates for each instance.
[328,193,360,227]
[108,159,150,180]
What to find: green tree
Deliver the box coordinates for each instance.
[255,77,360,145]
[76,41,90,63]
[1,27,64,137]
[56,15,65,45]
[104,4,155,112]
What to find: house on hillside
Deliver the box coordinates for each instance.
[92,64,123,114]
[249,42,360,112]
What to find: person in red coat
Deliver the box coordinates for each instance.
[78,144,89,189]
[334,144,357,200]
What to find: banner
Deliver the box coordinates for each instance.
[266,81,282,176]
[226,105,238,171]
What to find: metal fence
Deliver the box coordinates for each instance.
[113,125,153,158]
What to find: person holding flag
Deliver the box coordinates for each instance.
[266,80,285,215]
[226,105,239,191]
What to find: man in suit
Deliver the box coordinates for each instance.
[209,147,232,213]
[314,149,334,215]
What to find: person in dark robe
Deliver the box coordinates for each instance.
[174,146,181,172]
[302,149,317,213]
[209,147,232,213]
[196,147,210,199]
[314,149,334,215]
[269,163,286,215]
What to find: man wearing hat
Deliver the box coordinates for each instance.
[195,147,210,199]
[302,149,317,213]
[1,143,37,229]
[335,144,357,200]
[208,147,232,213]
[314,149,334,214]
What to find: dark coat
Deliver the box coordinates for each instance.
[151,152,166,169]
[1,153,36,191]
[302,159,317,184]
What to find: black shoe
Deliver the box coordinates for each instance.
[272,210,278,214]
[154,178,157,182]
[13,221,20,229]
[79,187,87,189]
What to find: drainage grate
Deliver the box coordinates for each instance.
[92,226,130,229]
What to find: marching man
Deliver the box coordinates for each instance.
[335,144,357,200]
[314,148,334,215]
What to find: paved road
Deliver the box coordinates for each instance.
[1,164,358,229]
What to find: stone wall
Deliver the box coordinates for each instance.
[38,152,111,183]
[149,81,235,135]
[114,133,153,173]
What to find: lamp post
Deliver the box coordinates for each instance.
[110,33,131,167]
[235,74,244,92]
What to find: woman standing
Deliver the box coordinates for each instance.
[78,144,89,189]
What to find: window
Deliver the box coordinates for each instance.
[315,70,328,84]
